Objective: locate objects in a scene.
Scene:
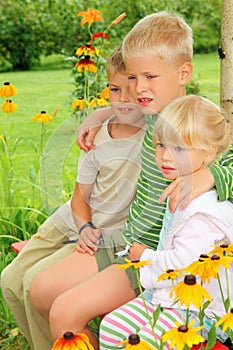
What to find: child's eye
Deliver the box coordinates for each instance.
[174,146,184,152]
[157,143,165,148]
[127,75,136,80]
[146,75,157,80]
[110,88,119,92]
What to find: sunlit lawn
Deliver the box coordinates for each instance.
[193,52,220,104]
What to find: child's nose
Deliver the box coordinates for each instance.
[161,147,172,161]
[120,91,131,102]
[135,77,148,94]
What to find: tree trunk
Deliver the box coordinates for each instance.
[219,0,233,131]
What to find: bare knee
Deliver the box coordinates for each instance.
[49,294,82,339]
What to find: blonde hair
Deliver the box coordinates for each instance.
[106,44,125,76]
[153,95,231,162]
[122,11,193,68]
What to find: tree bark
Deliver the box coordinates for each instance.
[219,0,233,132]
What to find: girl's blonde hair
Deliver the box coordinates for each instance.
[153,95,231,163]
[122,11,193,69]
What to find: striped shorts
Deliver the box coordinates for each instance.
[99,294,227,349]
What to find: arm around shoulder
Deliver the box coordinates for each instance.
[208,144,233,202]
[77,107,112,151]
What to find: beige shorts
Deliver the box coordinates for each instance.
[95,234,139,294]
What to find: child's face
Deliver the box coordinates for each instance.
[155,142,206,180]
[125,55,192,114]
[108,70,143,124]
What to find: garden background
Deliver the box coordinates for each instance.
[0,0,223,348]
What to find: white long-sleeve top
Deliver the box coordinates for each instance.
[140,190,233,318]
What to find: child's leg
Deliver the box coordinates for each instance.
[23,243,75,350]
[99,296,184,349]
[48,264,136,347]
[30,250,100,320]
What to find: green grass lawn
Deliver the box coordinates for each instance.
[192,52,220,104]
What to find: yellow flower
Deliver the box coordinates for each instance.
[118,334,154,349]
[107,12,127,30]
[185,253,233,283]
[32,111,53,123]
[100,85,109,100]
[216,308,233,333]
[157,268,183,282]
[72,98,85,111]
[210,242,233,257]
[52,331,94,349]
[0,82,18,97]
[170,275,212,309]
[161,319,205,350]
[185,254,211,283]
[119,258,151,270]
[76,43,99,58]
[87,95,109,108]
[74,57,97,74]
[2,100,18,113]
[77,8,104,28]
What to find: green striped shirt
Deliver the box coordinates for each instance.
[122,115,233,250]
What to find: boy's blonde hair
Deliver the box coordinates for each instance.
[153,95,231,162]
[122,11,193,68]
[106,44,125,76]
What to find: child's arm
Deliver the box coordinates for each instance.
[77,107,112,151]
[71,182,102,255]
[159,145,233,212]
[208,144,233,201]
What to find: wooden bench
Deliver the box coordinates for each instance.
[11,240,30,254]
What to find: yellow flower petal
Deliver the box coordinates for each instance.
[32,111,53,123]
[119,258,151,270]
[52,332,94,350]
[2,100,18,113]
[0,82,18,97]
[170,275,212,309]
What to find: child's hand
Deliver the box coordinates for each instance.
[76,228,102,255]
[76,127,99,152]
[129,242,148,261]
[159,167,215,212]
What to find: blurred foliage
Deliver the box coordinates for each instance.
[0,0,221,71]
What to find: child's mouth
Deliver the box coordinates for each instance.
[138,97,153,106]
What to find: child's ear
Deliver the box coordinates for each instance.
[204,145,218,165]
[179,62,193,85]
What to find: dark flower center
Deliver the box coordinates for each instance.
[184,275,196,285]
[211,254,220,260]
[220,243,228,248]
[129,334,140,345]
[131,260,140,263]
[63,331,74,339]
[4,82,10,85]
[178,325,188,333]
[167,269,174,273]
[40,111,46,114]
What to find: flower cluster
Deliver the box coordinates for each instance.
[0,81,18,113]
[70,8,126,120]
[118,241,233,349]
